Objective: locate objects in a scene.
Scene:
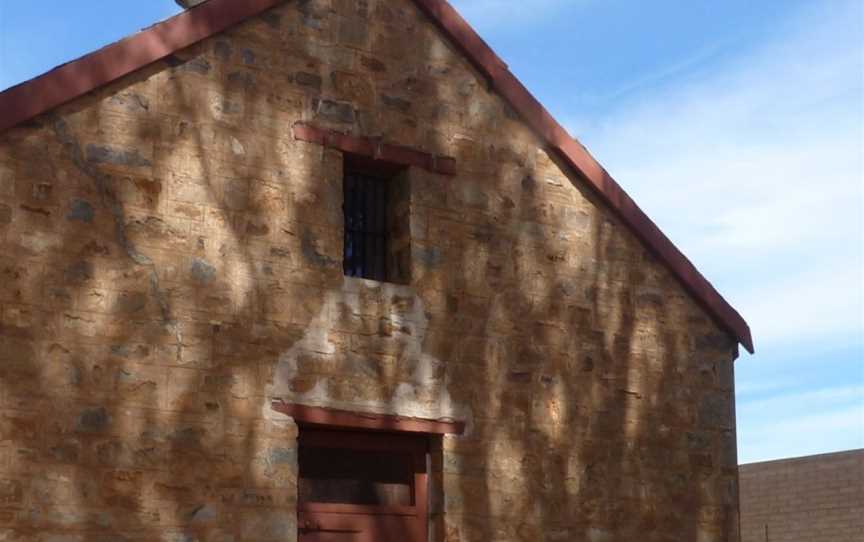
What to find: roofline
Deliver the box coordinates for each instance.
[0,0,281,133]
[0,0,753,354]
[739,449,864,469]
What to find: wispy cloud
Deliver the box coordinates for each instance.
[570,0,864,351]
[738,385,864,463]
[561,0,863,462]
[583,38,735,107]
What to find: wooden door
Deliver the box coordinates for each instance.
[297,429,428,542]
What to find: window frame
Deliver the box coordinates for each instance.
[341,153,411,285]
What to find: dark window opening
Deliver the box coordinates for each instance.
[343,172,389,281]
[342,156,411,284]
[299,446,415,506]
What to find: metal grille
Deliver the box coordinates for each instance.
[343,173,388,281]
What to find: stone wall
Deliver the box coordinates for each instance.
[739,450,864,542]
[0,0,741,540]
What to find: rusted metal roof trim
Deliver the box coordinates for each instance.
[272,401,466,435]
[0,0,285,133]
[0,0,753,353]
[412,0,753,354]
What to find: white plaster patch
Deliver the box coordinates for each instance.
[230,136,246,156]
[264,279,472,429]
[21,231,62,253]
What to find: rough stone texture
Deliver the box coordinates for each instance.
[0,0,741,540]
[739,450,864,542]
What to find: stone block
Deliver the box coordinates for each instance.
[312,98,356,124]
[331,71,375,106]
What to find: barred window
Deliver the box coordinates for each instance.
[342,156,410,284]
[343,172,389,281]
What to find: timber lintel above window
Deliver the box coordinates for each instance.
[292,122,457,177]
[271,401,466,436]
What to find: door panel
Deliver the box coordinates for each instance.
[297,429,428,542]
[299,512,424,542]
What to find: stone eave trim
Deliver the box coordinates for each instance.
[292,123,457,176]
[0,0,754,354]
[271,401,466,435]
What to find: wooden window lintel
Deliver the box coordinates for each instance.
[272,401,465,435]
[292,122,457,176]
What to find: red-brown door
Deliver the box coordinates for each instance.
[297,429,428,542]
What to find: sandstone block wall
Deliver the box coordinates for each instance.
[739,450,864,542]
[0,0,741,540]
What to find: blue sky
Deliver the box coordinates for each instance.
[1,0,862,463]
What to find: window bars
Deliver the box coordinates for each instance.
[343,172,389,282]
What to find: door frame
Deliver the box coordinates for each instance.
[271,402,465,542]
[297,428,429,542]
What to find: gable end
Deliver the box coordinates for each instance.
[0,0,753,353]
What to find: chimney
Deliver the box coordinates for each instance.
[175,0,208,8]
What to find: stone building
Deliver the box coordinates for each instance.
[739,450,864,542]
[0,0,753,540]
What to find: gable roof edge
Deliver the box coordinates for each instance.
[0,0,753,354]
[0,0,282,134]
[414,0,753,355]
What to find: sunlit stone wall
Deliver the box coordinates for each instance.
[0,0,741,540]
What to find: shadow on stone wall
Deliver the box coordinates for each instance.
[0,1,738,540]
